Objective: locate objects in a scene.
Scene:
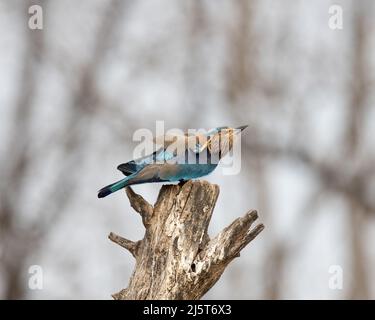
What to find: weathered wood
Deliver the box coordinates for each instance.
[109,180,264,300]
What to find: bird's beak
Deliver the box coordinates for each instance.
[236,125,248,133]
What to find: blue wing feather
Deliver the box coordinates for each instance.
[117,148,175,175]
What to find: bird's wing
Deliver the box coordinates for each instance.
[120,163,187,185]
[121,163,199,186]
[118,132,207,176]
[117,146,176,176]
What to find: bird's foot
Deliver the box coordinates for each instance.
[178,179,188,186]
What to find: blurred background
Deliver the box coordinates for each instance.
[1,0,374,299]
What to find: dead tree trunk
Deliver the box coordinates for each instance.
[109,180,264,300]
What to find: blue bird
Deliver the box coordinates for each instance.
[97,126,247,198]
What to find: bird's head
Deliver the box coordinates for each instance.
[205,125,248,157]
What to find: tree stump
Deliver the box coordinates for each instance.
[108,180,264,300]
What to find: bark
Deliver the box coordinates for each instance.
[109,180,264,300]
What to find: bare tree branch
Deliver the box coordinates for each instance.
[108,232,139,258]
[110,180,264,300]
[125,187,153,226]
[201,210,264,263]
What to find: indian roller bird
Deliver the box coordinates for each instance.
[97,125,247,198]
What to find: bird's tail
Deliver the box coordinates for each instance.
[97,176,130,198]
